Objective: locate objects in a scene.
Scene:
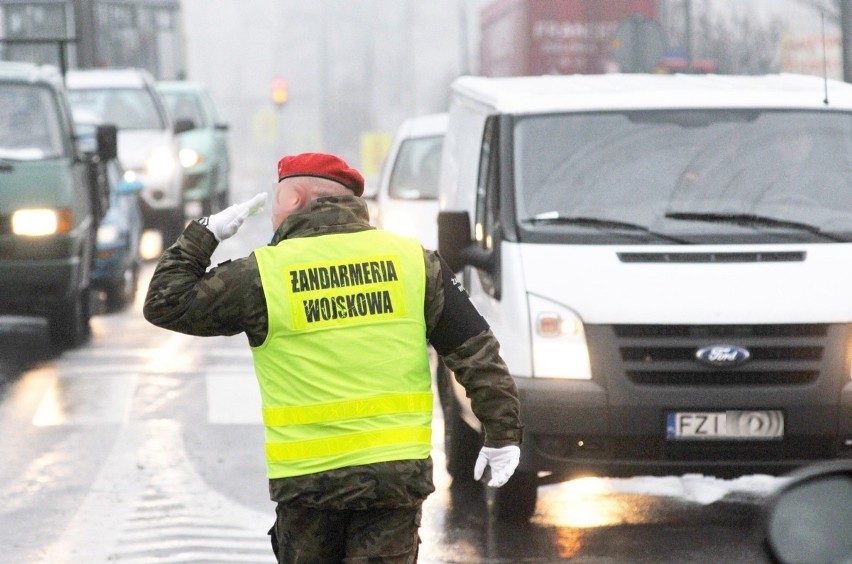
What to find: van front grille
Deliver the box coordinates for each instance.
[589,324,840,388]
[627,370,819,386]
[620,346,823,363]
[613,324,828,339]
[617,251,806,263]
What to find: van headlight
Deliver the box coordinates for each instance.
[12,208,73,236]
[146,146,177,179]
[528,294,592,379]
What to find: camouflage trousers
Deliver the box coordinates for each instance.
[268,502,422,563]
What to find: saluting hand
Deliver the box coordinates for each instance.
[204,192,268,242]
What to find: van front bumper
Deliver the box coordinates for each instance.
[0,257,83,315]
[514,374,852,479]
[0,233,87,315]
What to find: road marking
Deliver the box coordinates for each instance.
[32,373,138,426]
[205,374,262,424]
[62,347,252,361]
[31,336,260,426]
[39,419,271,563]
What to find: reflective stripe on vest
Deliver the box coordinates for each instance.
[252,230,432,479]
[262,392,433,427]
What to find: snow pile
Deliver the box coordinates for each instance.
[604,473,789,505]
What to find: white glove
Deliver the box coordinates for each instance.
[473,445,520,487]
[204,192,267,242]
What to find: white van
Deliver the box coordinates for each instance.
[437,74,852,521]
[66,68,192,246]
[376,113,447,250]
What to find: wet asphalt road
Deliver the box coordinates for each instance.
[0,215,779,563]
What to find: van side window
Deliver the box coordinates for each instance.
[474,116,500,297]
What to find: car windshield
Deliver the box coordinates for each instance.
[514,110,852,242]
[161,91,208,128]
[0,84,65,160]
[67,87,165,130]
[388,135,443,200]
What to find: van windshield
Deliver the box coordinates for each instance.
[0,84,65,160]
[389,135,444,200]
[67,88,165,130]
[514,110,852,243]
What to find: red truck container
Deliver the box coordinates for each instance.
[480,0,659,76]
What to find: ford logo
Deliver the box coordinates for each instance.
[695,345,751,367]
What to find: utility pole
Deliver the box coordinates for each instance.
[842,0,852,82]
[684,0,693,72]
[459,0,470,75]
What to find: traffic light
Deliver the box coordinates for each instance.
[272,76,289,106]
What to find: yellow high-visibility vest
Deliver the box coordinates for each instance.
[252,229,432,479]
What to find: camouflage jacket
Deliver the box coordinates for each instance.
[144,196,522,510]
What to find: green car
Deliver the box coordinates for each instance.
[0,62,116,347]
[157,80,231,217]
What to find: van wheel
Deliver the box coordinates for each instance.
[437,361,482,484]
[49,289,91,348]
[493,470,538,522]
[105,263,139,312]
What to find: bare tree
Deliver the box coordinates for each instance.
[693,8,786,74]
[662,1,786,74]
[794,0,840,21]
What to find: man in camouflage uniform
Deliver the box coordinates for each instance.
[144,152,523,563]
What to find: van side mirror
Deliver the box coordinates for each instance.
[763,461,852,563]
[438,211,497,273]
[438,211,473,273]
[215,122,229,131]
[96,124,118,161]
[174,119,196,134]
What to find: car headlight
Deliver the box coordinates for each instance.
[179,148,203,168]
[146,146,177,178]
[123,170,139,184]
[97,223,120,245]
[528,293,592,379]
[380,210,418,239]
[848,336,852,380]
[12,208,73,236]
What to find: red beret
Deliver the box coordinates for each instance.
[277,152,365,197]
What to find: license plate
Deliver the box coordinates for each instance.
[666,410,784,440]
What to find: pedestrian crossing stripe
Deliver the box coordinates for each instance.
[31,341,261,426]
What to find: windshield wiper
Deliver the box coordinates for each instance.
[664,212,848,242]
[523,213,690,244]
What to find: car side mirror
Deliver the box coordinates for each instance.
[763,461,852,563]
[96,124,118,161]
[174,119,196,134]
